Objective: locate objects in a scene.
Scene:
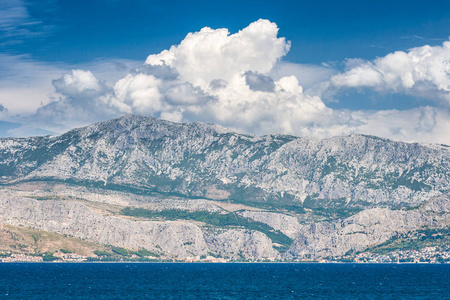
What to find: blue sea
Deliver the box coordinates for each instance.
[1,263,449,299]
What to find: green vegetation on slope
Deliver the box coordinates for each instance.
[369,227,450,254]
[121,207,293,251]
[42,252,60,261]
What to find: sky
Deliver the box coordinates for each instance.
[0,0,449,144]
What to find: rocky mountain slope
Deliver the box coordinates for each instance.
[284,193,450,260]
[0,115,449,261]
[1,115,449,209]
[0,183,448,261]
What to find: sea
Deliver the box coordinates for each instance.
[0,263,449,299]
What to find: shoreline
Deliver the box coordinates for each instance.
[1,260,449,264]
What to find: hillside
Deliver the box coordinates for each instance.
[0,115,449,262]
[1,115,448,210]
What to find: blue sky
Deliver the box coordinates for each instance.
[1,0,449,143]
[9,0,449,64]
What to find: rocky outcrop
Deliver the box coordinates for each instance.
[204,229,278,260]
[238,211,302,238]
[283,194,450,259]
[0,188,448,260]
[0,192,276,260]
[422,193,450,213]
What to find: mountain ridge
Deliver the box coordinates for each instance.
[1,115,449,210]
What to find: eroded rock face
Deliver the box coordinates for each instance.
[423,193,450,213]
[0,195,207,257]
[239,211,302,238]
[204,229,278,260]
[0,189,448,260]
[0,115,449,210]
[282,195,450,260]
[0,193,276,260]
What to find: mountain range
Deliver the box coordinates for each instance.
[0,115,449,261]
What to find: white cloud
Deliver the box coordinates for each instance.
[113,73,162,114]
[145,19,290,89]
[0,54,65,115]
[0,55,139,114]
[2,20,450,145]
[26,69,118,133]
[0,0,54,47]
[270,62,336,90]
[53,70,103,96]
[329,40,450,106]
[104,19,328,136]
[79,59,141,86]
[0,55,139,133]
[0,0,28,30]
[350,107,450,145]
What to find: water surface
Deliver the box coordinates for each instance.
[1,263,448,299]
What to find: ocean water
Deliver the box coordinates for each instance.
[0,263,449,299]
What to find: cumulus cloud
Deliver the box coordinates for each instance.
[112,73,162,114]
[329,40,450,106]
[0,55,140,136]
[0,54,65,115]
[30,19,330,136]
[28,70,117,132]
[270,62,337,90]
[0,54,139,115]
[101,19,331,135]
[3,19,450,144]
[53,70,104,97]
[145,19,290,88]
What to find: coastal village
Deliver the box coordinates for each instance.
[331,247,450,264]
[0,253,88,263]
[1,247,449,263]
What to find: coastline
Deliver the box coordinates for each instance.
[1,260,450,264]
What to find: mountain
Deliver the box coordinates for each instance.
[0,115,449,262]
[1,115,449,209]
